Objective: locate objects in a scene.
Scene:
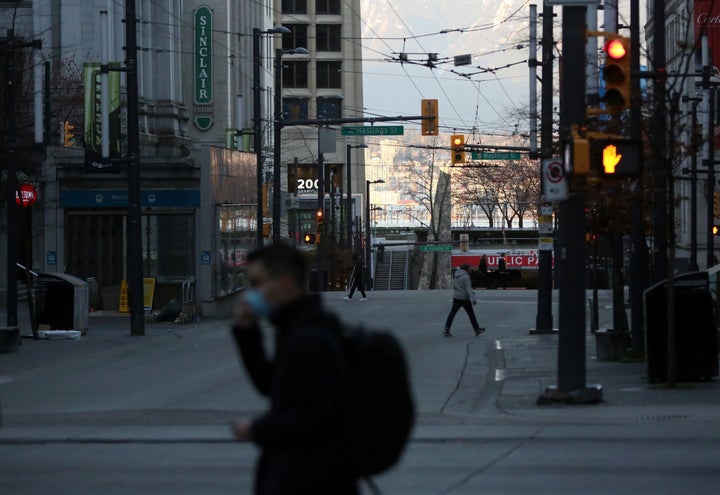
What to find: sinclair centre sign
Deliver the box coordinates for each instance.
[194,6,213,131]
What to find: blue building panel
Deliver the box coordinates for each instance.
[60,189,201,208]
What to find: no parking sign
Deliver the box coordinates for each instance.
[542,159,569,202]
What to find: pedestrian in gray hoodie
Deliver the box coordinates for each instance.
[443,264,485,337]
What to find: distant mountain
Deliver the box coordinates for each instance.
[361,0,530,57]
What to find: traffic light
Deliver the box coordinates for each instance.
[421,99,438,136]
[316,209,324,228]
[63,121,76,147]
[450,134,465,164]
[594,140,641,177]
[303,233,317,244]
[602,35,631,112]
[713,225,720,236]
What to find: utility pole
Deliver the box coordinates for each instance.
[629,0,648,354]
[652,0,668,283]
[534,2,555,334]
[540,4,602,404]
[1,30,41,353]
[125,0,145,336]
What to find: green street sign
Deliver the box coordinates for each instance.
[420,245,452,252]
[341,126,404,136]
[471,151,522,160]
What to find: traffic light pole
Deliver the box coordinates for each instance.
[125,0,145,336]
[539,6,601,404]
[1,32,41,352]
[534,1,555,335]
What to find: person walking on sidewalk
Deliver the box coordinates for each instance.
[443,264,484,337]
[343,253,367,301]
[231,243,359,495]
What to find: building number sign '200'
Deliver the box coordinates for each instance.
[297,178,319,192]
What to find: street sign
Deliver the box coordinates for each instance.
[341,126,404,136]
[544,0,600,5]
[420,245,452,252]
[471,151,522,160]
[542,158,569,201]
[454,54,472,66]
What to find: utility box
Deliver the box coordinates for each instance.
[35,273,89,333]
[644,271,718,383]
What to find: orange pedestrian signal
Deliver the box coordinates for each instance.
[602,144,622,174]
[594,140,641,177]
[303,233,317,244]
[713,225,720,236]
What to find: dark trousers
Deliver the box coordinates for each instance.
[444,298,480,331]
[348,278,366,299]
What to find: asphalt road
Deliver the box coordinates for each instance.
[1,289,720,494]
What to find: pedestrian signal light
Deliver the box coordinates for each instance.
[450,134,465,164]
[714,225,720,236]
[316,209,324,226]
[303,233,317,244]
[63,121,76,147]
[595,140,641,177]
[602,35,631,111]
[563,127,590,175]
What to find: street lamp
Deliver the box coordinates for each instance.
[365,179,385,289]
[273,46,309,242]
[345,143,368,249]
[253,25,290,247]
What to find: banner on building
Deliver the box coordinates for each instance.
[83,62,122,172]
[696,0,720,147]
[194,5,214,131]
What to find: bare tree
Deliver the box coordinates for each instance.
[405,145,452,289]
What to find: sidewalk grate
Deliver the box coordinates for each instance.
[637,414,689,421]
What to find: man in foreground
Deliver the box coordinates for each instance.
[231,243,358,495]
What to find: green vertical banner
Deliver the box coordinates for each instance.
[83,62,122,171]
[194,5,214,131]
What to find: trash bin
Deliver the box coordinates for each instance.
[35,273,89,333]
[309,269,328,292]
[644,271,718,383]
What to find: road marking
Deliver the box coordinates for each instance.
[495,369,506,381]
[0,376,14,385]
[495,340,503,350]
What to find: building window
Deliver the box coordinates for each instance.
[317,97,342,119]
[316,61,342,88]
[316,25,341,52]
[282,0,307,14]
[282,24,308,51]
[284,98,309,120]
[283,60,309,88]
[316,0,341,15]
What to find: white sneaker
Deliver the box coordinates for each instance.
[342,296,351,301]
[359,297,367,301]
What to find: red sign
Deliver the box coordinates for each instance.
[15,183,38,207]
[696,0,720,147]
[452,253,541,269]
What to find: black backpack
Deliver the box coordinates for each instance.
[324,315,415,477]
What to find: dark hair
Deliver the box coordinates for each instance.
[247,243,308,288]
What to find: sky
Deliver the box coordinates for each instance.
[359,0,643,146]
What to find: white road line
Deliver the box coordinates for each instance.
[0,376,14,385]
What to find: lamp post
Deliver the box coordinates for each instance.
[365,179,385,289]
[345,143,368,249]
[253,25,289,247]
[272,46,309,242]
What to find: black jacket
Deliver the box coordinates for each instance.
[234,294,357,495]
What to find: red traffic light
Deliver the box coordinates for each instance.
[605,38,627,60]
